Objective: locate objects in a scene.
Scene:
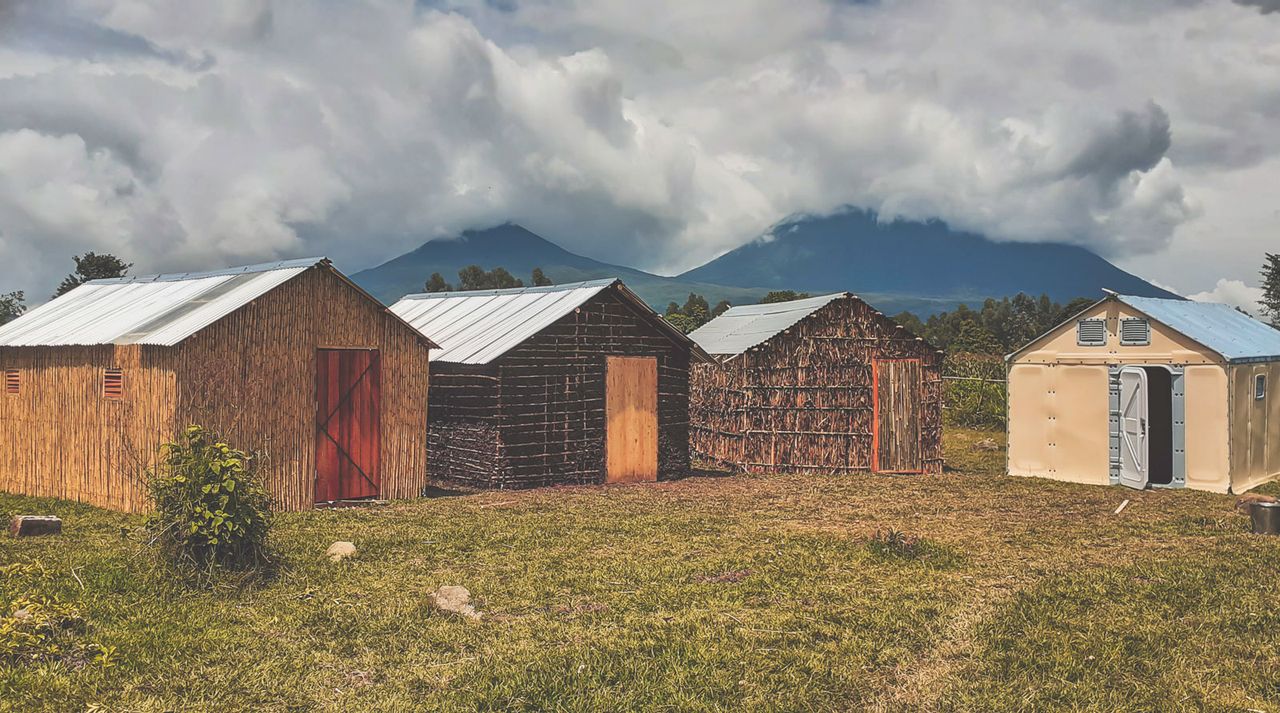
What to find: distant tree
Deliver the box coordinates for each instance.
[1058,296,1097,322]
[711,299,731,318]
[424,272,452,293]
[488,267,523,289]
[950,320,1003,355]
[664,312,700,334]
[456,265,524,291]
[681,293,710,322]
[663,293,717,332]
[54,252,131,297]
[530,267,553,287]
[759,290,811,304]
[893,311,927,337]
[0,291,25,325]
[457,265,488,291]
[1260,252,1280,328]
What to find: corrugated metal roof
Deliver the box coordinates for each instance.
[391,279,619,363]
[391,278,708,364]
[0,258,322,347]
[1118,294,1280,363]
[688,293,846,356]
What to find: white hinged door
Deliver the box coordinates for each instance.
[1118,367,1149,489]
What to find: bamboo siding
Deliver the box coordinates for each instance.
[690,297,942,475]
[427,289,694,489]
[0,344,174,511]
[0,265,431,513]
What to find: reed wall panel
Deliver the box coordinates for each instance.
[690,297,943,475]
[0,344,176,511]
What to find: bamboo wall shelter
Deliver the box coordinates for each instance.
[0,258,434,512]
[688,293,943,475]
[391,279,710,489]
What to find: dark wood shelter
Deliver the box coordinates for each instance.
[688,293,943,475]
[0,258,434,512]
[391,279,710,489]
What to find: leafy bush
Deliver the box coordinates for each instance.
[147,425,272,579]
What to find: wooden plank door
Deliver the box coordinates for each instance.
[874,359,923,474]
[315,349,381,502]
[605,356,658,483]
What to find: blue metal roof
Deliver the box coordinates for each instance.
[1118,295,1280,364]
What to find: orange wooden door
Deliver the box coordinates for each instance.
[873,359,923,474]
[605,356,658,483]
[315,349,381,502]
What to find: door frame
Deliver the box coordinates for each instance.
[314,347,383,504]
[872,357,925,475]
[1108,364,1185,489]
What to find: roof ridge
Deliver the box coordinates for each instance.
[397,277,621,301]
[88,257,327,285]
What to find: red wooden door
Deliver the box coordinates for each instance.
[315,349,381,502]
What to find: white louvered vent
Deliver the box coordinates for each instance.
[1119,318,1150,346]
[1077,319,1106,346]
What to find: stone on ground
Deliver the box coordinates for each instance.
[9,515,62,537]
[430,585,482,620]
[326,541,357,562]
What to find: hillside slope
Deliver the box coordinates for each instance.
[350,224,771,309]
[680,211,1180,304]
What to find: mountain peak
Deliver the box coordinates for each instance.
[680,209,1179,304]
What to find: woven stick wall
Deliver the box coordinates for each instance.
[426,287,693,489]
[690,297,942,475]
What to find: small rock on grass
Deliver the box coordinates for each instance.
[430,585,482,621]
[9,515,62,537]
[326,541,357,562]
[972,438,1001,452]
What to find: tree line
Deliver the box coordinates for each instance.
[424,266,553,292]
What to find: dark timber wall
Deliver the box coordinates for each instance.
[427,287,693,489]
[690,296,943,475]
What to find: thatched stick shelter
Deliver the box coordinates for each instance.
[688,293,942,475]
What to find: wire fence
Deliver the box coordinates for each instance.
[941,354,1007,429]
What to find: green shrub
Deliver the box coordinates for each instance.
[147,425,272,579]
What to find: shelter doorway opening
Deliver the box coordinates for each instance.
[1117,365,1174,489]
[605,356,658,483]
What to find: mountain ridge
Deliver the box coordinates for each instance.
[350,217,1178,317]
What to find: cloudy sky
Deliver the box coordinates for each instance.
[1,0,1277,307]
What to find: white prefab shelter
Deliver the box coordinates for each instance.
[1007,292,1280,494]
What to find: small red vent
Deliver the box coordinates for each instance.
[4,369,18,395]
[103,368,123,400]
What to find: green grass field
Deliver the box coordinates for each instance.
[4,429,1280,712]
